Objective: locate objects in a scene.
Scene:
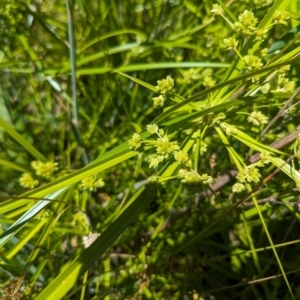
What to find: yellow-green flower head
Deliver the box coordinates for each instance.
[243,55,263,70]
[158,129,165,136]
[273,10,289,26]
[278,65,290,74]
[275,76,295,92]
[202,76,216,88]
[174,150,189,164]
[149,157,160,168]
[185,159,193,168]
[211,4,223,16]
[212,113,226,125]
[200,174,214,184]
[182,170,202,183]
[157,155,165,162]
[247,111,268,126]
[246,165,261,182]
[237,165,261,183]
[260,83,270,94]
[128,133,142,150]
[156,76,174,94]
[200,141,208,155]
[238,10,258,28]
[31,160,58,178]
[149,156,164,168]
[19,173,38,189]
[223,38,238,50]
[220,122,237,136]
[232,182,245,193]
[260,48,268,57]
[155,136,179,155]
[80,176,104,191]
[146,123,158,134]
[233,10,258,36]
[148,176,157,183]
[95,178,105,188]
[178,168,188,178]
[255,28,268,41]
[152,95,165,107]
[258,151,271,166]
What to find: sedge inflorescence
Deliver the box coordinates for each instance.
[128,120,213,191]
[19,160,58,189]
[151,75,174,108]
[212,4,294,90]
[232,152,272,193]
[79,176,105,191]
[127,5,296,197]
[19,159,105,193]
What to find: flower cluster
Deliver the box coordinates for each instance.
[174,150,189,164]
[247,111,268,126]
[31,160,58,178]
[211,5,294,93]
[146,127,180,168]
[273,75,295,93]
[156,75,174,94]
[19,173,38,189]
[260,48,268,57]
[278,65,290,74]
[211,4,223,16]
[243,55,263,71]
[146,123,158,134]
[128,133,142,150]
[233,10,258,36]
[79,176,105,191]
[179,169,213,184]
[261,72,295,94]
[203,76,216,88]
[147,176,158,184]
[179,169,214,193]
[236,165,261,183]
[254,28,268,42]
[220,122,237,136]
[128,123,213,191]
[151,75,174,108]
[152,95,165,107]
[233,152,271,193]
[19,160,59,189]
[212,5,289,74]
[256,152,271,167]
[223,38,238,50]
[196,140,208,155]
[273,10,289,26]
